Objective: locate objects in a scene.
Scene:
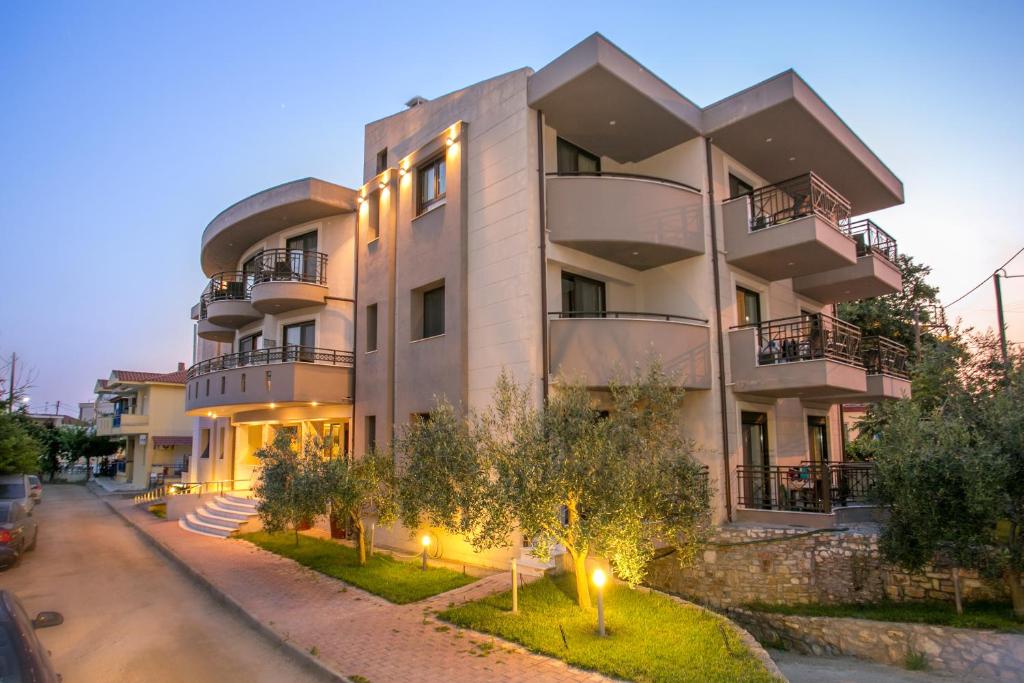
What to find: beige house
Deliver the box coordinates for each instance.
[94,366,192,489]
[185,33,911,562]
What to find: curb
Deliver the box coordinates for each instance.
[94,490,350,683]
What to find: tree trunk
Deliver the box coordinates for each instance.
[354,515,367,566]
[294,525,300,546]
[1006,567,1024,619]
[571,549,591,610]
[951,565,963,615]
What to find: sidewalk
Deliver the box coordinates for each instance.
[105,496,609,683]
[91,476,143,493]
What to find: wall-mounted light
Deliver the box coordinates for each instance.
[446,136,455,147]
[357,194,365,204]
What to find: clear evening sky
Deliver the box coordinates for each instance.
[1,0,1021,413]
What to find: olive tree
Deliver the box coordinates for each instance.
[252,432,324,545]
[397,364,712,609]
[321,448,398,565]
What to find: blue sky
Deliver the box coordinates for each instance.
[1,0,1022,412]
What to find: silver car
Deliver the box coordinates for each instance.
[0,474,33,512]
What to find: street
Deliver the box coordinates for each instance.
[0,484,320,683]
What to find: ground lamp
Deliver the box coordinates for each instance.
[592,568,607,636]
[421,534,431,570]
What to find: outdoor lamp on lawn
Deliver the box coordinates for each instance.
[421,534,431,570]
[592,568,607,636]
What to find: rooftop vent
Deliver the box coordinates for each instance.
[405,96,428,109]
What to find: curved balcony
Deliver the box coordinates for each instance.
[194,302,234,343]
[201,177,356,277]
[548,311,711,389]
[249,249,328,313]
[793,220,902,303]
[185,346,354,416]
[204,272,261,328]
[723,173,858,281]
[729,313,867,400]
[546,172,705,270]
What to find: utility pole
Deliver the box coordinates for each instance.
[7,353,14,413]
[994,271,1008,362]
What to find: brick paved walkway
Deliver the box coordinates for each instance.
[111,498,609,682]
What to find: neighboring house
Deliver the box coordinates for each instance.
[23,413,86,429]
[94,366,192,489]
[184,33,911,560]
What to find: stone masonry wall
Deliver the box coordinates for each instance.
[648,523,1013,608]
[725,608,1024,682]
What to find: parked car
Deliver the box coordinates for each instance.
[27,476,42,505]
[0,474,33,511]
[0,501,37,569]
[0,590,62,682]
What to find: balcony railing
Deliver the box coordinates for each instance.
[750,313,862,366]
[252,249,327,286]
[847,219,897,263]
[747,172,851,233]
[187,346,354,380]
[547,170,701,194]
[204,271,252,303]
[737,461,876,513]
[548,310,708,324]
[862,336,909,378]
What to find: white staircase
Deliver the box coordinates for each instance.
[179,494,259,538]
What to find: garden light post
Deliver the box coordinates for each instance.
[421,534,430,570]
[592,568,607,636]
[511,558,518,614]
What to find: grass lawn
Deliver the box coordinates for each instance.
[749,600,1024,633]
[439,574,779,683]
[148,503,166,519]
[239,531,477,604]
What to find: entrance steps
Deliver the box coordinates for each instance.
[179,494,259,539]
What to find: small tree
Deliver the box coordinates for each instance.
[398,364,712,609]
[0,412,42,475]
[61,428,120,481]
[253,433,323,545]
[322,448,397,565]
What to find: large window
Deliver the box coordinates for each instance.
[366,303,378,352]
[283,321,315,361]
[556,137,600,174]
[365,415,377,452]
[729,173,754,198]
[736,286,761,326]
[422,285,445,338]
[375,147,388,174]
[417,155,446,214]
[561,272,605,317]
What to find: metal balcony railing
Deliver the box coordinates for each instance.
[187,346,353,380]
[749,313,862,366]
[546,170,701,194]
[748,172,852,233]
[549,310,708,324]
[736,461,876,513]
[204,271,253,303]
[252,249,328,286]
[861,336,910,378]
[846,219,898,263]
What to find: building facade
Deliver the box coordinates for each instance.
[185,33,911,563]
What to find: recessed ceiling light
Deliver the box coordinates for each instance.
[787,261,796,266]
[789,156,796,162]
[609,120,617,126]
[765,137,773,143]
[632,251,639,256]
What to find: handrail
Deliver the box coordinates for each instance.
[737,462,876,513]
[861,335,910,378]
[546,171,701,195]
[187,345,354,380]
[170,479,251,496]
[743,172,852,234]
[549,310,709,324]
[734,313,863,366]
[204,271,253,303]
[846,219,898,263]
[252,248,328,286]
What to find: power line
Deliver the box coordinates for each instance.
[946,246,1024,308]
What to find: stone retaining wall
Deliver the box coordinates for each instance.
[648,523,1012,607]
[726,608,1024,682]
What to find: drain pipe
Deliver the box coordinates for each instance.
[704,137,733,523]
[537,110,549,403]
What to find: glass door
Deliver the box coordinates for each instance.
[741,411,771,509]
[283,321,315,362]
[286,231,318,282]
[561,272,606,318]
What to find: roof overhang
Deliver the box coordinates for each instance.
[528,33,702,162]
[702,71,904,214]
[200,178,358,277]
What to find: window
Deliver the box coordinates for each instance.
[240,373,246,392]
[807,416,829,464]
[366,303,378,352]
[422,285,445,338]
[736,287,761,326]
[239,332,261,364]
[205,379,210,397]
[220,376,226,394]
[283,321,315,362]
[412,412,431,423]
[199,429,210,459]
[417,155,446,214]
[367,191,381,242]
[365,415,377,452]
[375,147,388,174]
[219,426,227,460]
[729,173,754,198]
[286,231,319,282]
[561,272,606,317]
[242,251,262,288]
[556,137,600,174]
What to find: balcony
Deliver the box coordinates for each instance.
[729,313,867,399]
[546,172,705,270]
[249,249,329,313]
[548,311,711,389]
[194,301,235,343]
[185,346,354,415]
[204,272,261,328]
[793,220,902,303]
[736,462,879,527]
[723,173,858,280]
[96,413,148,436]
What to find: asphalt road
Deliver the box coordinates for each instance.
[0,484,320,683]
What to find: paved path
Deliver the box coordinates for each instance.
[772,650,961,683]
[1,484,322,682]
[109,494,609,682]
